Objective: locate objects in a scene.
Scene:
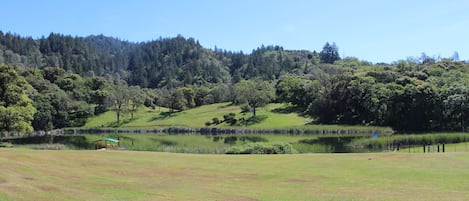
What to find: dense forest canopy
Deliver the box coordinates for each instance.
[0,31,468,133]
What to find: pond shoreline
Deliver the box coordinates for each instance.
[65,127,391,135]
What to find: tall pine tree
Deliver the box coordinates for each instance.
[319,42,340,64]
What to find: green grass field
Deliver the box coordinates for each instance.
[84,103,310,128]
[84,103,390,132]
[1,149,468,201]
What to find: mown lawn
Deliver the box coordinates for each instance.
[1,149,468,201]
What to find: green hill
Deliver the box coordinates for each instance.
[84,103,389,131]
[84,103,306,128]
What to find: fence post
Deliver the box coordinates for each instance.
[423,144,426,153]
[442,143,445,153]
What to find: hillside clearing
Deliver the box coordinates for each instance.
[84,103,390,132]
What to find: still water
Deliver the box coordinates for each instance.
[5,133,388,153]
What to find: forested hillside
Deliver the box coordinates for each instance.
[0,31,468,132]
[0,32,318,87]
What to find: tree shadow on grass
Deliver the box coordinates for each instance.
[107,118,137,128]
[149,111,180,122]
[271,105,302,114]
[271,105,310,119]
[218,103,235,109]
[238,115,268,126]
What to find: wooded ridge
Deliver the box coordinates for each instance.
[0,31,468,133]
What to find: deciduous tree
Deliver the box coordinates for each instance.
[129,85,145,119]
[0,64,36,133]
[235,79,275,116]
[107,80,129,124]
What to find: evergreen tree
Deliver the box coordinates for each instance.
[319,42,340,64]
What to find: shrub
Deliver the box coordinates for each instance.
[223,113,237,125]
[226,142,297,154]
[212,117,220,125]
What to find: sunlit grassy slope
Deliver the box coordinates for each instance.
[84,103,390,131]
[1,149,468,201]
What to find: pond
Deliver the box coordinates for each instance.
[3,133,394,153]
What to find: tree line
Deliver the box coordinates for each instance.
[0,31,468,133]
[0,32,329,88]
[276,59,469,132]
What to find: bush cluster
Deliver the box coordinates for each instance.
[226,142,297,154]
[205,113,238,126]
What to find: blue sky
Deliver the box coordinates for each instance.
[1,0,468,63]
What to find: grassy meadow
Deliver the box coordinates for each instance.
[1,149,469,201]
[83,103,391,132]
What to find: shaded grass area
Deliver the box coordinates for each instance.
[1,149,469,201]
